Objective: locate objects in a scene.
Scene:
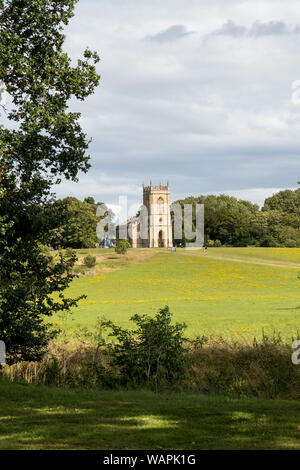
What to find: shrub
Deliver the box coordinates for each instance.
[2,316,300,399]
[115,239,131,255]
[285,239,297,248]
[84,254,96,268]
[102,306,189,390]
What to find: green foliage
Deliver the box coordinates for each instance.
[102,306,189,389]
[0,0,99,363]
[84,254,96,268]
[115,239,131,254]
[259,191,300,247]
[84,196,96,205]
[173,194,258,247]
[174,189,300,247]
[3,327,300,401]
[49,197,115,249]
[0,247,86,364]
[189,332,300,399]
[50,197,101,248]
[262,189,300,215]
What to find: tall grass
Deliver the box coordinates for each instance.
[189,333,300,399]
[2,332,300,399]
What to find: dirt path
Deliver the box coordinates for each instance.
[202,253,300,269]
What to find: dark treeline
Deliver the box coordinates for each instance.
[173,187,300,247]
[50,187,300,249]
[49,197,114,249]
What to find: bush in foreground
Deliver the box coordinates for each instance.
[102,306,189,389]
[2,307,300,398]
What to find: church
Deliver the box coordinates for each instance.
[116,181,173,248]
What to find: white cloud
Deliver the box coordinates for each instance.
[40,0,300,206]
[213,20,247,37]
[210,19,300,38]
[145,25,195,43]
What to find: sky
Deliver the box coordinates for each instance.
[10,0,300,215]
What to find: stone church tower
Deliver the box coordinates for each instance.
[142,181,173,248]
[116,181,173,248]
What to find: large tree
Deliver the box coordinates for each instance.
[0,0,100,364]
[262,188,300,216]
[173,194,259,247]
[50,197,100,249]
[49,197,115,249]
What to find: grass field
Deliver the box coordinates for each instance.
[54,247,300,341]
[1,380,300,450]
[2,247,300,451]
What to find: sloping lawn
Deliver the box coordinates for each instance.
[54,247,300,341]
[0,381,300,450]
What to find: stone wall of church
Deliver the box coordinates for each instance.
[116,182,173,248]
[143,182,173,248]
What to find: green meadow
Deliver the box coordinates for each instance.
[2,247,300,451]
[54,247,300,341]
[1,381,300,450]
